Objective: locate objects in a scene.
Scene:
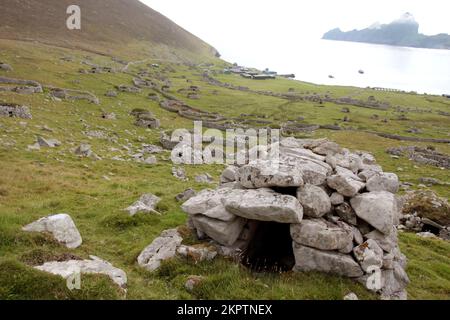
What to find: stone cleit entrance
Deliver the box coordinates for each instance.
[240,220,295,273]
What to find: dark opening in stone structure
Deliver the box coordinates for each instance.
[241,221,295,273]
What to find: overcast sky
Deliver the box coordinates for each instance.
[142,0,450,62]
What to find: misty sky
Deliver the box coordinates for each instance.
[142,0,450,62]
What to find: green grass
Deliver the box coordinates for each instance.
[0,39,449,300]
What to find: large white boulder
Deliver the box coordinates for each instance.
[22,213,82,249]
[35,255,127,288]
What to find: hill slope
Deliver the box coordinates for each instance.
[0,0,220,60]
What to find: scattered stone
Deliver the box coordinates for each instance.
[37,136,61,148]
[124,193,161,216]
[185,275,204,292]
[172,166,188,181]
[137,228,183,271]
[22,213,82,249]
[0,63,13,71]
[74,144,101,160]
[35,255,127,289]
[101,112,116,120]
[177,245,217,262]
[195,173,214,184]
[105,90,117,97]
[416,232,437,239]
[175,188,196,202]
[160,131,179,150]
[343,292,358,300]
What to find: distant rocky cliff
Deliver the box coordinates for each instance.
[323,13,450,50]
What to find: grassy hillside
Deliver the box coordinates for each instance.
[0,38,449,300]
[0,0,219,61]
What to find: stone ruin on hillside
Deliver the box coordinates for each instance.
[0,103,32,119]
[177,137,409,300]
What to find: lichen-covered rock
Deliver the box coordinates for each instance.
[181,188,234,215]
[124,193,161,216]
[35,255,127,288]
[364,227,398,252]
[296,184,331,217]
[223,189,303,223]
[237,159,304,188]
[366,172,399,193]
[350,191,397,235]
[37,136,61,148]
[177,245,217,262]
[191,214,247,246]
[327,167,365,197]
[335,202,358,226]
[290,219,353,251]
[176,188,196,202]
[220,166,238,184]
[330,192,344,205]
[292,243,363,277]
[23,213,82,249]
[137,229,183,271]
[353,239,384,272]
